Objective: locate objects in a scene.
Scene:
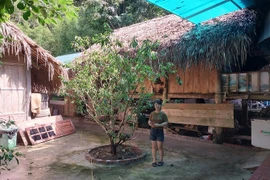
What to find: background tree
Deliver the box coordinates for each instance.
[0,0,76,24]
[62,38,173,155]
[10,0,167,56]
[1,0,77,55]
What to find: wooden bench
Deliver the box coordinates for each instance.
[249,154,270,180]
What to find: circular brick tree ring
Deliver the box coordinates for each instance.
[85,144,146,165]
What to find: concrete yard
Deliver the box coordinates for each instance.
[1,117,269,180]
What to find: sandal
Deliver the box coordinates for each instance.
[157,161,164,166]
[152,162,157,167]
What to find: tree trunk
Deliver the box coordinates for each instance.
[109,136,117,155]
[111,143,117,155]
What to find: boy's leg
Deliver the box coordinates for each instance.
[157,141,164,162]
[151,141,157,163]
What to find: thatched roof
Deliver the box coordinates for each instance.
[110,9,257,70]
[112,14,193,51]
[0,22,66,92]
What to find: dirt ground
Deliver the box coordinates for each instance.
[1,117,269,180]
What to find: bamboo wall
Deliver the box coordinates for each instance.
[0,55,29,121]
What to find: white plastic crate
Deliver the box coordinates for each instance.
[0,126,18,149]
[252,119,270,149]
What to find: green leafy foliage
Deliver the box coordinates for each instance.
[0,146,24,173]
[0,0,77,64]
[10,0,166,56]
[0,117,15,129]
[176,76,183,85]
[62,37,173,154]
[0,0,77,24]
[81,0,167,29]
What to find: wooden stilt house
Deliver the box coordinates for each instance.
[67,7,270,140]
[68,9,266,131]
[110,9,269,131]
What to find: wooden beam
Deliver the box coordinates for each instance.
[225,94,249,99]
[249,94,270,100]
[164,109,233,119]
[215,71,222,104]
[163,74,169,101]
[226,74,229,93]
[246,73,249,92]
[225,93,270,100]
[163,103,234,110]
[214,70,224,134]
[2,62,25,66]
[268,71,270,92]
[236,73,239,93]
[258,72,261,92]
[167,116,234,128]
[241,99,248,126]
[168,93,215,99]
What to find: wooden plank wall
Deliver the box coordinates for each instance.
[64,98,76,117]
[162,103,234,128]
[135,64,218,97]
[168,64,218,94]
[0,55,27,121]
[136,79,153,93]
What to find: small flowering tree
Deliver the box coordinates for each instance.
[62,38,173,155]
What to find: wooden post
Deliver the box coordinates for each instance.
[26,67,31,120]
[163,75,169,135]
[241,99,248,127]
[162,75,169,103]
[214,70,224,143]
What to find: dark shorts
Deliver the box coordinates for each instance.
[150,128,164,142]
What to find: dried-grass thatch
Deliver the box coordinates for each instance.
[174,9,257,70]
[0,22,66,92]
[112,14,193,51]
[110,9,257,70]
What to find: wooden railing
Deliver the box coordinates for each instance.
[222,71,270,93]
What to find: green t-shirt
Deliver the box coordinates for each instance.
[149,111,168,128]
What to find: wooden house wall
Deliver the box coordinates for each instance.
[0,55,31,122]
[137,64,219,99]
[168,64,218,96]
[135,79,153,94]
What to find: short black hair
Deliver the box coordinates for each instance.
[155,99,162,105]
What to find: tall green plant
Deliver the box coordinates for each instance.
[62,38,173,155]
